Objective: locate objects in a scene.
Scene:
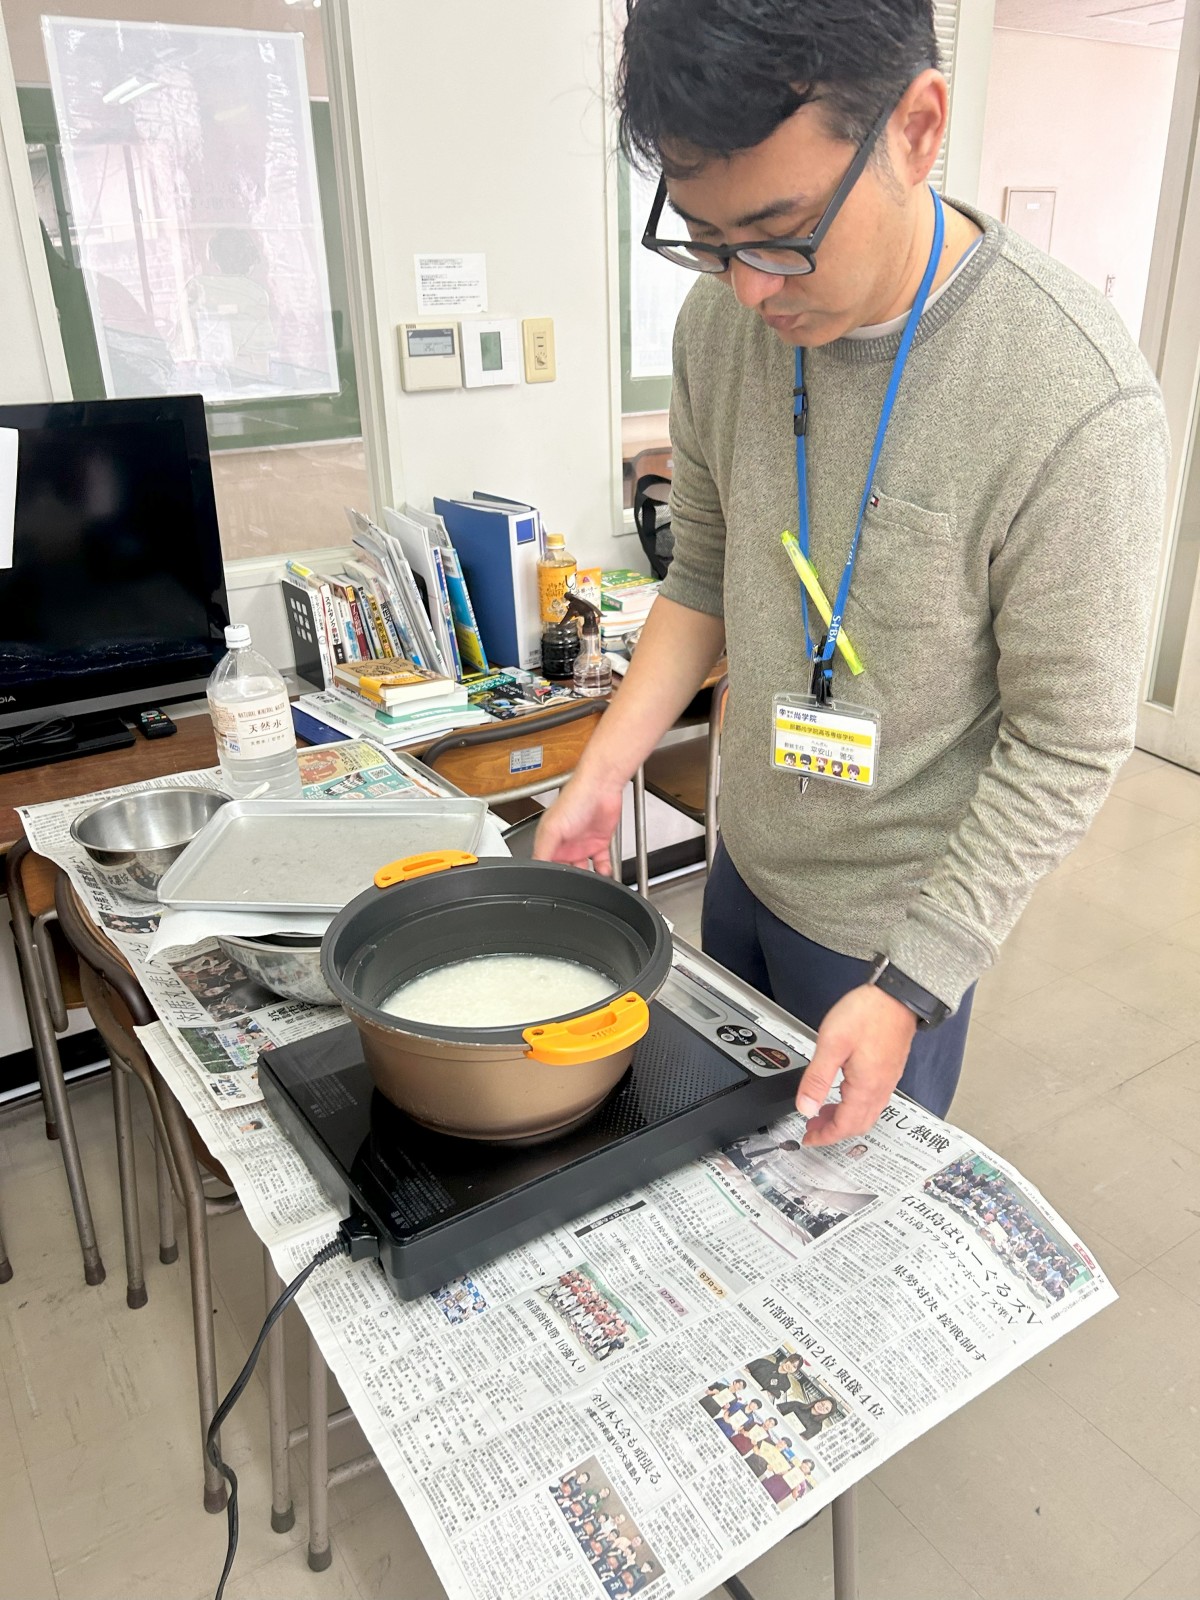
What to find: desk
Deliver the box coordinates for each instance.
[0,658,727,858]
[0,698,602,856]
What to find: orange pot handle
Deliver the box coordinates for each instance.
[524,993,649,1066]
[374,850,478,889]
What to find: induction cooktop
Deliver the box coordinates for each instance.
[259,940,816,1298]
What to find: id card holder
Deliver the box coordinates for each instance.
[772,695,879,788]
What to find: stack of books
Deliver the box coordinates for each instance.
[599,568,659,650]
[280,504,491,693]
[332,657,469,715]
[296,656,489,747]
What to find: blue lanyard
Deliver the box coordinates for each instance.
[794,187,946,693]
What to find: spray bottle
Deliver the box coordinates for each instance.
[563,593,612,698]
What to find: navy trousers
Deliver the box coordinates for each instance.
[700,842,974,1118]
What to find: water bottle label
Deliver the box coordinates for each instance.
[212,693,294,759]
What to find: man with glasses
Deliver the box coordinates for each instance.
[536,0,1168,1145]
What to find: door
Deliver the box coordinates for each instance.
[1138,0,1200,766]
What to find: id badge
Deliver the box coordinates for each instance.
[771,695,879,788]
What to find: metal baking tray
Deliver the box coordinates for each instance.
[156,797,489,913]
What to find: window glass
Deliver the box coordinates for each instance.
[42,17,337,407]
[618,154,689,415]
[7,0,368,560]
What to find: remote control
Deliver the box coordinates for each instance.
[137,708,177,740]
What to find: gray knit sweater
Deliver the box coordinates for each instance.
[661,203,1169,1007]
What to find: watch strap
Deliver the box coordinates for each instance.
[868,955,950,1031]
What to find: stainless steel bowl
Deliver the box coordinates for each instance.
[215,932,336,1007]
[70,787,230,903]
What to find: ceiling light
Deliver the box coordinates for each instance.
[117,78,161,104]
[101,74,140,103]
[1090,0,1181,19]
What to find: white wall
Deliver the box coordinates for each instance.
[978,29,1179,336]
[345,0,627,571]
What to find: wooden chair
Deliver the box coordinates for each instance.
[419,699,622,872]
[632,674,728,895]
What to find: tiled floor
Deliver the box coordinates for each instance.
[2,748,1200,1600]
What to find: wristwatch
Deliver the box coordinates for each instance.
[867,955,951,1031]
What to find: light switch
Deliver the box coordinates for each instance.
[522,317,556,383]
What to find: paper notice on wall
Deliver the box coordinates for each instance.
[414,253,488,314]
[0,427,17,570]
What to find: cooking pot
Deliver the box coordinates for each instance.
[321,851,672,1141]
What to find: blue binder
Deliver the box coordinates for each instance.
[432,494,541,670]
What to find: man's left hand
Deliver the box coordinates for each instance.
[796,984,918,1147]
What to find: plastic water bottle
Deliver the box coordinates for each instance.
[207,624,302,798]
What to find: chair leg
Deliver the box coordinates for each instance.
[28,1023,59,1142]
[633,765,650,897]
[264,1250,295,1534]
[111,1063,148,1310]
[8,895,104,1285]
[832,1486,859,1600]
[153,1122,179,1266]
[0,1212,11,1283]
[153,1068,228,1513]
[307,1329,332,1571]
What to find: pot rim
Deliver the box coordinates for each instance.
[340,985,656,1050]
[322,857,672,1047]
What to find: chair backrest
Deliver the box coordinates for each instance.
[418,700,607,802]
[630,446,675,582]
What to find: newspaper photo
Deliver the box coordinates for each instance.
[138,1021,1117,1600]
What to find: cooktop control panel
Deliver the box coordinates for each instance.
[660,941,817,1079]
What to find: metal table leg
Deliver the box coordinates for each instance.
[723,1484,859,1600]
[153,1126,178,1266]
[633,765,650,896]
[0,1213,11,1282]
[264,1251,295,1534]
[307,1330,332,1571]
[705,677,727,871]
[832,1486,859,1600]
[111,1062,147,1309]
[153,1067,227,1513]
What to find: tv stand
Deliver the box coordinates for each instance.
[0,711,135,777]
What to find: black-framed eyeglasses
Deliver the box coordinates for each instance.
[641,90,903,278]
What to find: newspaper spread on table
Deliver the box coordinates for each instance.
[17,739,445,1111]
[21,761,1118,1600]
[135,1017,1114,1600]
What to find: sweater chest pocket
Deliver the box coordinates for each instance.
[848,491,954,635]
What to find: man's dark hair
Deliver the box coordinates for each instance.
[618,0,939,174]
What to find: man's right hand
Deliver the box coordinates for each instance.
[530,597,726,874]
[533,776,625,875]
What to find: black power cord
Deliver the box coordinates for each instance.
[207,1233,351,1600]
[0,717,77,757]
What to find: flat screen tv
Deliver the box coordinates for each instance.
[0,394,229,732]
